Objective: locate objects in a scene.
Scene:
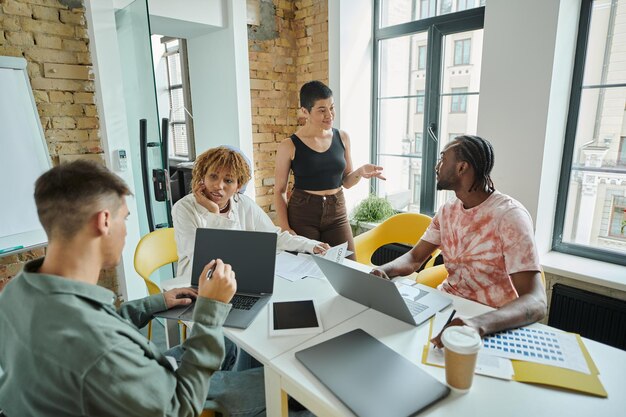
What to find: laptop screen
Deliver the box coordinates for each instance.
[190,228,277,294]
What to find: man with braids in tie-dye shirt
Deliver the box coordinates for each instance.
[372,135,547,347]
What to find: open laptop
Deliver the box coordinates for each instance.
[296,328,449,417]
[312,256,451,326]
[156,228,277,329]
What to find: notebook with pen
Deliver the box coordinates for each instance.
[155,228,277,329]
[296,328,450,417]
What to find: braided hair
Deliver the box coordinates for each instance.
[452,135,495,193]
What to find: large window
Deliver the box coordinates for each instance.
[374,1,484,214]
[554,0,626,265]
[160,38,195,161]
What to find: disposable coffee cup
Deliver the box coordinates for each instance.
[441,325,482,393]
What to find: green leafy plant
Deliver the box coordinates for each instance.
[351,194,396,224]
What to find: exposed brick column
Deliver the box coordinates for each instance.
[247,0,329,218]
[0,0,115,294]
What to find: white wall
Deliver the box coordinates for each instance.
[186,0,255,197]
[149,0,225,37]
[330,0,375,213]
[478,0,580,226]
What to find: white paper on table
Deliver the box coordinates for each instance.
[322,241,349,263]
[425,312,515,380]
[275,243,351,281]
[275,252,314,282]
[481,326,590,374]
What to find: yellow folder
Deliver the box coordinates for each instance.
[423,319,607,397]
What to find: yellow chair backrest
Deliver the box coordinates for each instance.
[354,212,435,267]
[133,228,178,296]
[415,264,448,288]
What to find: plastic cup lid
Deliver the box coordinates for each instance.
[442,325,482,354]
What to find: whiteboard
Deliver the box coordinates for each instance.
[0,56,51,255]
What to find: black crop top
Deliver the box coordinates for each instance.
[290,128,346,191]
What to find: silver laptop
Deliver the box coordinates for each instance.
[296,328,450,417]
[312,256,451,326]
[156,228,277,329]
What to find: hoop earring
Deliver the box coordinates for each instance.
[234,193,240,203]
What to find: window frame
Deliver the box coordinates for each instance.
[372,3,484,215]
[453,38,471,66]
[607,196,626,239]
[618,136,626,166]
[417,44,427,70]
[450,87,468,113]
[416,89,425,113]
[161,37,196,162]
[553,0,626,266]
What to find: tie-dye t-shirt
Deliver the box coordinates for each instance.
[422,191,540,308]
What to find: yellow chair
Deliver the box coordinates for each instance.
[415,264,448,288]
[133,228,179,340]
[354,212,439,270]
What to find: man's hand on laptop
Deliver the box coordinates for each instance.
[163,288,197,308]
[370,268,391,280]
[198,259,237,304]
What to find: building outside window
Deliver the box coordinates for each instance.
[618,136,626,165]
[416,90,425,113]
[555,0,626,264]
[418,45,427,70]
[450,87,468,112]
[375,1,484,214]
[158,37,195,161]
[608,195,626,238]
[420,0,436,19]
[454,38,471,65]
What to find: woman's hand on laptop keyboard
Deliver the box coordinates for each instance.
[198,259,237,304]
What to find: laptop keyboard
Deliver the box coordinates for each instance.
[231,294,259,310]
[404,298,428,316]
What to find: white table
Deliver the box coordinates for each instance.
[161,258,371,362]
[268,294,626,417]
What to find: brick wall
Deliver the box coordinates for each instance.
[0,0,117,294]
[248,0,328,216]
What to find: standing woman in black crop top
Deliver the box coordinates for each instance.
[274,81,385,259]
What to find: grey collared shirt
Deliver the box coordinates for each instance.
[0,258,231,417]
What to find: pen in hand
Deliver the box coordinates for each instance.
[206,265,216,279]
[444,309,456,328]
[432,309,457,349]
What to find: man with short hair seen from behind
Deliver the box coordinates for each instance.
[0,160,266,416]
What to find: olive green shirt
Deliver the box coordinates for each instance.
[0,258,231,417]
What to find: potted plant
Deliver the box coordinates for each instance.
[351,194,396,236]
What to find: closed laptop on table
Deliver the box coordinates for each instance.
[296,328,450,417]
[156,228,277,329]
[312,256,451,326]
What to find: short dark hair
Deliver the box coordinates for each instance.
[452,135,495,193]
[299,80,333,111]
[34,160,131,240]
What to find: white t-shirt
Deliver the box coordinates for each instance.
[172,193,320,278]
